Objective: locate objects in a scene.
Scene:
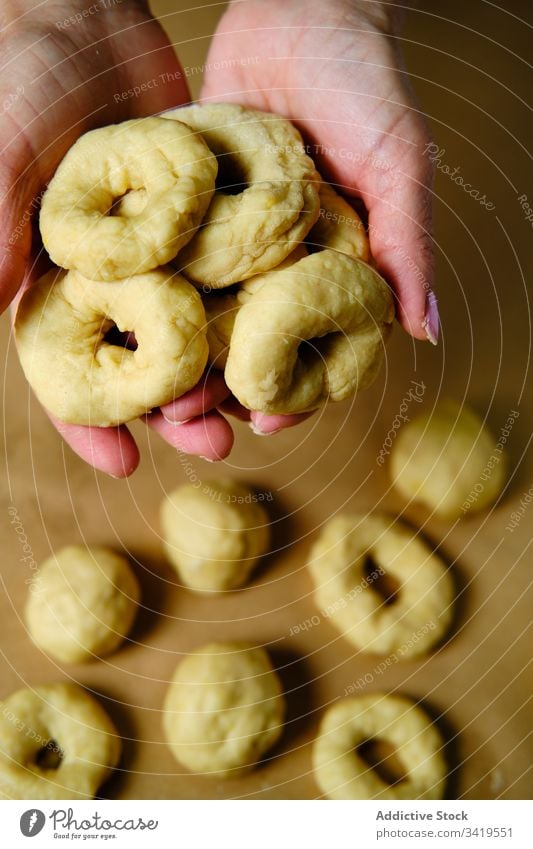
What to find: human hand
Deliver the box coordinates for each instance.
[202,0,438,343]
[1,0,237,476]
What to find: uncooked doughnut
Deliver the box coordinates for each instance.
[224,251,394,414]
[25,546,140,663]
[40,117,217,281]
[390,399,507,518]
[164,103,320,287]
[161,480,270,592]
[0,682,121,799]
[313,694,447,799]
[15,266,208,426]
[307,181,370,261]
[308,512,453,657]
[163,642,285,776]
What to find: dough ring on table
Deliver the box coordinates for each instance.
[390,399,508,519]
[203,182,371,369]
[15,266,208,426]
[161,479,270,592]
[308,512,453,657]
[164,103,321,287]
[312,694,447,799]
[0,682,121,799]
[224,251,394,414]
[25,546,140,663]
[163,642,285,776]
[39,117,217,281]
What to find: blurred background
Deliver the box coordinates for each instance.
[1,0,531,799]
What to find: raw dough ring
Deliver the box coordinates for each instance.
[224,251,394,414]
[15,266,208,426]
[308,512,453,657]
[203,181,370,369]
[312,694,447,799]
[161,479,271,592]
[164,103,320,287]
[40,117,217,281]
[163,642,285,776]
[0,682,121,799]
[25,546,140,663]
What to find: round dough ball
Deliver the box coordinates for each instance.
[313,694,447,800]
[390,399,507,518]
[160,479,270,592]
[25,546,140,663]
[0,682,121,799]
[163,642,285,776]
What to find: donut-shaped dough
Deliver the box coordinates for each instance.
[391,399,507,518]
[164,103,320,287]
[25,546,140,663]
[0,683,121,799]
[161,480,270,592]
[308,513,453,657]
[15,266,208,426]
[163,642,285,776]
[312,694,447,799]
[224,251,394,414]
[203,244,309,369]
[307,181,370,261]
[40,117,217,281]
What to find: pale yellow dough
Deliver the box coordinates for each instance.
[0,683,121,799]
[390,399,507,518]
[308,512,453,657]
[25,546,140,663]
[161,480,270,592]
[164,103,320,287]
[163,642,285,776]
[224,251,394,414]
[202,182,371,370]
[313,694,447,799]
[15,267,208,426]
[40,117,217,281]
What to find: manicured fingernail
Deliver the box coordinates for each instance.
[162,414,192,426]
[422,290,439,345]
[199,455,216,462]
[249,421,281,436]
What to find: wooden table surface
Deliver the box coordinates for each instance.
[1,0,531,799]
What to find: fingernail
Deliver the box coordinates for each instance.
[249,421,281,436]
[162,414,192,426]
[199,455,216,462]
[422,290,439,345]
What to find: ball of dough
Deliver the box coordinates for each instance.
[313,694,447,799]
[308,513,454,658]
[0,682,121,799]
[15,266,208,426]
[164,103,320,287]
[160,480,270,592]
[39,117,217,281]
[25,546,140,663]
[390,399,507,518]
[163,642,285,776]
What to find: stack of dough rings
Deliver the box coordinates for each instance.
[15,104,395,426]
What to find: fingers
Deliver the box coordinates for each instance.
[364,159,436,341]
[145,410,234,461]
[49,415,140,478]
[160,370,230,423]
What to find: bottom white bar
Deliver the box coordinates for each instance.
[3,799,529,848]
